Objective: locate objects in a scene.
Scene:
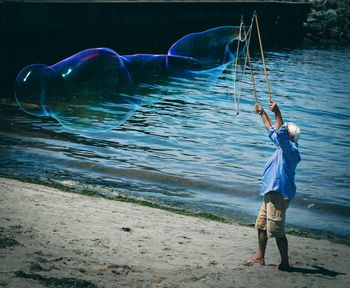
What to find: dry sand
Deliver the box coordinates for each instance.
[0,177,349,288]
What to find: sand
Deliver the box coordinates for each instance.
[0,177,349,288]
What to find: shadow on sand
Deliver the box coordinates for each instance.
[280,265,346,276]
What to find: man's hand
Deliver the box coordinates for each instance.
[256,103,272,129]
[269,101,280,114]
[255,103,265,116]
[269,100,284,130]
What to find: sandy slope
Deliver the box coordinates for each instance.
[0,177,349,288]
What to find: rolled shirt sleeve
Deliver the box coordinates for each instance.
[268,125,280,147]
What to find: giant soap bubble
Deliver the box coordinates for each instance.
[15,26,249,131]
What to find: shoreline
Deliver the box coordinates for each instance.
[1,177,349,287]
[2,175,350,245]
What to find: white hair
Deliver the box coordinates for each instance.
[287,122,300,143]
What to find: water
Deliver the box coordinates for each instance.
[1,47,350,239]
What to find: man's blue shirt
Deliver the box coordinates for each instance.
[261,124,301,200]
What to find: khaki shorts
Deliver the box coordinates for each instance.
[255,191,289,238]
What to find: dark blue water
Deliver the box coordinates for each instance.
[1,47,350,239]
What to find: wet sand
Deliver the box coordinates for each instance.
[0,177,349,288]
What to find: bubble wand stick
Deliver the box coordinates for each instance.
[254,11,272,102]
[242,14,258,105]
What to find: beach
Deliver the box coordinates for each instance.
[0,177,349,288]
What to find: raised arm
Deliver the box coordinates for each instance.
[269,100,284,130]
[255,103,272,129]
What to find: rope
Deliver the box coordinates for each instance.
[232,19,243,114]
[236,21,254,114]
[242,15,257,104]
[254,12,272,102]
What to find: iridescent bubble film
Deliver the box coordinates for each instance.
[15,26,248,131]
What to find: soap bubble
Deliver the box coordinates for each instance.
[15,26,247,131]
[167,26,239,71]
[16,48,136,131]
[15,64,55,117]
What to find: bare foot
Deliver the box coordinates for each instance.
[276,263,293,272]
[241,257,265,266]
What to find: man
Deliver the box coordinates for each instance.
[247,100,301,271]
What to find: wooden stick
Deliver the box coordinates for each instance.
[232,18,243,114]
[243,17,258,104]
[255,13,272,102]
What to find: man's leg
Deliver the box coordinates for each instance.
[266,193,291,271]
[255,228,268,264]
[242,228,267,265]
[276,236,291,270]
[243,201,267,265]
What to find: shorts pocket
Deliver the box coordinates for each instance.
[267,220,285,238]
[267,196,286,222]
